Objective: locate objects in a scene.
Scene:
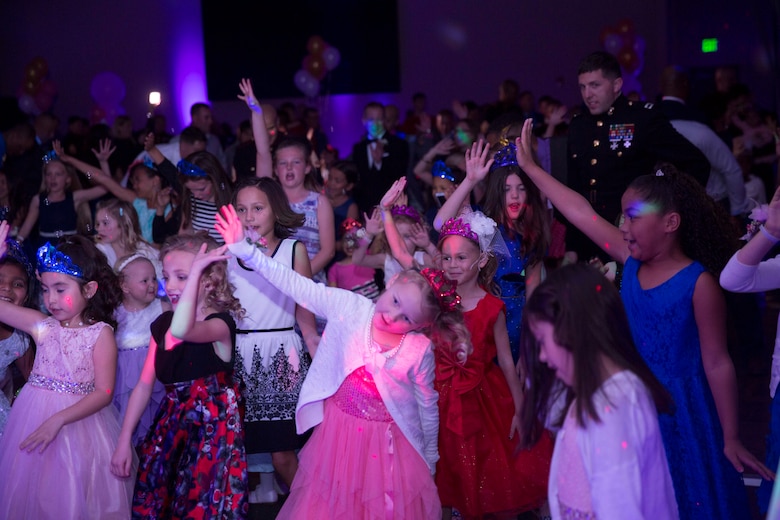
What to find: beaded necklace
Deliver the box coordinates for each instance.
[366,310,406,359]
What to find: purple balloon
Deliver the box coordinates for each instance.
[90,72,126,107]
[103,104,127,125]
[302,79,320,98]
[604,34,623,55]
[633,35,647,56]
[294,69,320,97]
[18,93,39,115]
[322,47,341,71]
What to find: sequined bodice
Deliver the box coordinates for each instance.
[31,318,108,385]
[332,366,392,422]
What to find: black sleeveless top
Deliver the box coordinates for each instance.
[151,311,236,384]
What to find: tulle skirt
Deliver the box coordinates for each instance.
[277,399,441,519]
[0,384,135,519]
[113,347,165,446]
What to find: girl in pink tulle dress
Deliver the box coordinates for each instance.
[0,234,134,519]
[216,203,472,519]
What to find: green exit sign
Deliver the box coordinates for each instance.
[702,38,719,53]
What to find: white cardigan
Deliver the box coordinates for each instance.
[720,253,780,397]
[228,239,440,472]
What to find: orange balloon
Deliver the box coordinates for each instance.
[618,46,639,73]
[616,18,635,36]
[307,35,326,57]
[30,56,48,76]
[303,54,327,80]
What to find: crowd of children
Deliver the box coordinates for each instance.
[1,67,779,520]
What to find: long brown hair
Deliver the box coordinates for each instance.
[519,263,672,448]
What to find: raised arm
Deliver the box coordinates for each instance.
[433,140,490,230]
[168,244,233,361]
[413,138,455,187]
[238,78,273,178]
[217,205,358,317]
[79,139,135,203]
[514,119,628,264]
[351,209,386,270]
[379,178,416,269]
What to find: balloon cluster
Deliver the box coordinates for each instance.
[17,57,58,116]
[89,72,127,125]
[293,35,341,98]
[599,19,646,95]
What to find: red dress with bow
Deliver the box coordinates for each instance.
[434,294,553,518]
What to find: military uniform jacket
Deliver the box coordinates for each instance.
[566,95,710,222]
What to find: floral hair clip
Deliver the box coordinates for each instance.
[432,160,456,183]
[36,242,84,279]
[438,210,508,258]
[177,159,208,178]
[420,267,461,312]
[42,150,58,164]
[390,205,421,224]
[490,142,518,172]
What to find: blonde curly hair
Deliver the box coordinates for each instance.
[160,232,245,320]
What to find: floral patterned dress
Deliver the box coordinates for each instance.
[132,311,248,519]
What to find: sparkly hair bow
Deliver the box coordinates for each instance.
[432,160,456,183]
[341,217,363,235]
[42,150,59,164]
[489,142,518,171]
[390,205,421,224]
[420,267,461,312]
[36,242,84,279]
[177,159,208,178]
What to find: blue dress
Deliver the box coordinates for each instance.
[621,257,749,519]
[494,225,529,363]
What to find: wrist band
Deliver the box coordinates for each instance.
[247,98,262,114]
[760,225,780,244]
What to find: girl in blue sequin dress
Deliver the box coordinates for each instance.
[514,119,773,520]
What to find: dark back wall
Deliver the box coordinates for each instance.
[1,0,774,153]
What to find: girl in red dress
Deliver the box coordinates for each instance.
[435,210,554,519]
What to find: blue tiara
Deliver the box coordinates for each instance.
[4,239,34,281]
[432,160,456,182]
[490,142,518,171]
[142,156,157,171]
[177,159,208,178]
[36,242,84,279]
[42,150,59,164]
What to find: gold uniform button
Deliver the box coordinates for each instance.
[593,140,600,147]
[617,151,623,157]
[608,107,615,115]
[590,159,598,166]
[589,178,597,186]
[572,153,578,158]
[596,121,603,127]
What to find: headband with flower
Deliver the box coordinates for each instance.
[432,160,456,183]
[438,210,509,259]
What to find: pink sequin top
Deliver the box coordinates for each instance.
[557,408,596,520]
[332,366,393,422]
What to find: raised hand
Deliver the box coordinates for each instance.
[514,119,536,171]
[409,222,431,249]
[380,178,407,210]
[432,138,456,156]
[143,132,156,152]
[91,138,116,163]
[190,243,229,275]
[464,139,494,183]
[215,205,245,245]
[52,139,67,160]
[364,208,383,236]
[237,78,262,114]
